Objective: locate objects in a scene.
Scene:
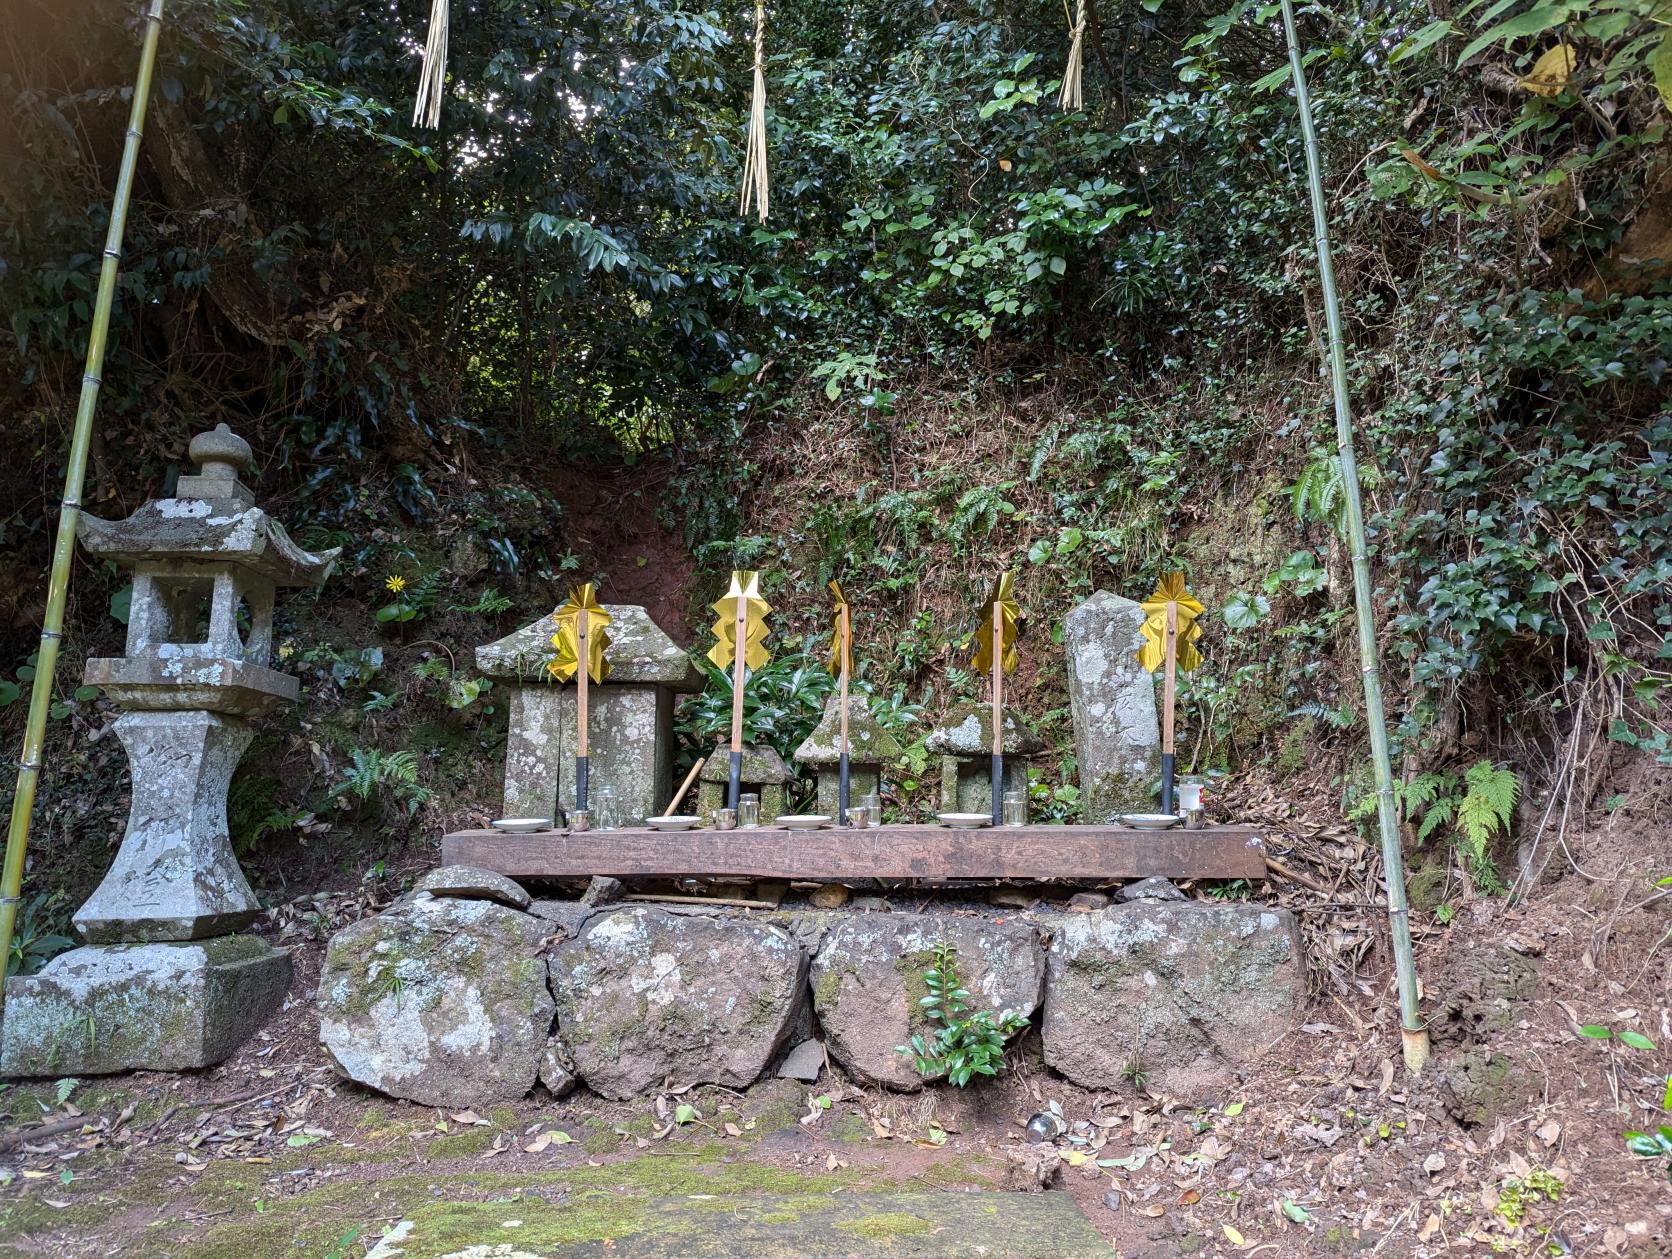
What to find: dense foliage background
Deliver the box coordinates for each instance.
[1,0,1667,935]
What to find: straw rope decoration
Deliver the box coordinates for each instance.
[1057,0,1087,111]
[413,0,449,129]
[739,0,770,221]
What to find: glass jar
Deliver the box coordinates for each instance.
[738,792,760,829]
[594,786,619,831]
[1002,790,1027,827]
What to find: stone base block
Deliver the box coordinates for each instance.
[1041,903,1304,1100]
[0,937,291,1076]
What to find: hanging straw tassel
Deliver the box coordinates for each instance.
[413,0,449,129]
[1057,0,1087,111]
[739,0,769,222]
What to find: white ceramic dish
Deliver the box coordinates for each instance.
[1117,813,1183,830]
[491,817,554,833]
[779,814,833,830]
[646,815,703,831]
[936,812,994,828]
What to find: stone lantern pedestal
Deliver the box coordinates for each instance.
[926,702,1043,815]
[695,744,794,823]
[476,605,699,826]
[793,695,902,816]
[1,425,335,1076]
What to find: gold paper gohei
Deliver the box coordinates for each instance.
[1137,572,1205,673]
[972,572,1020,675]
[547,582,613,683]
[708,570,772,671]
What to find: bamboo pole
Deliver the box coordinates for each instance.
[990,599,1004,826]
[1278,0,1429,1073]
[0,0,166,1006]
[661,757,705,818]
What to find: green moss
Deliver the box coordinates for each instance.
[1274,715,1315,778]
[905,1154,1001,1190]
[424,1126,497,1159]
[1406,858,1450,915]
[811,966,846,1012]
[829,1113,872,1145]
[835,1210,936,1241]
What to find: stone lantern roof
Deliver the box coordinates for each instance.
[924,701,1044,757]
[476,604,700,689]
[77,424,338,587]
[793,695,903,766]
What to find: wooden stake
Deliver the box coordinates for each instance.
[575,606,590,811]
[661,757,705,818]
[1160,599,1178,812]
[729,596,748,809]
[838,603,851,824]
[991,598,1004,826]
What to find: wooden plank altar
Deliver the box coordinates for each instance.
[440,823,1267,881]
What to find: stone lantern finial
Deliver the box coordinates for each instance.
[178,422,255,506]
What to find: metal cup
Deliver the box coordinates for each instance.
[714,807,738,831]
[1183,806,1206,830]
[569,809,592,833]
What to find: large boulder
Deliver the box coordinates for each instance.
[1062,591,1161,821]
[810,913,1045,1090]
[317,893,552,1107]
[550,907,807,1100]
[1041,903,1304,1100]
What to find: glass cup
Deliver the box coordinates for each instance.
[1002,790,1027,828]
[738,792,760,829]
[569,809,592,833]
[595,786,619,831]
[847,805,869,829]
[861,793,882,824]
[714,807,738,831]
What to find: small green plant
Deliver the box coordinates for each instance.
[376,571,439,625]
[679,647,836,762]
[1494,1167,1562,1227]
[331,747,429,815]
[450,586,514,615]
[1627,1076,1672,1184]
[1353,759,1520,892]
[895,943,1028,1086]
[5,891,74,979]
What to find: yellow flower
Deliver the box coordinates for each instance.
[385,575,408,595]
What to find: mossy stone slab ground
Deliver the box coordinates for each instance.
[531,1191,1106,1257]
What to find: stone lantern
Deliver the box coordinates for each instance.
[475,605,700,825]
[792,695,902,816]
[694,744,794,824]
[1,424,336,1076]
[926,701,1043,815]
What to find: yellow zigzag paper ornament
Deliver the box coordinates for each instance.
[972,572,1021,675]
[826,580,851,677]
[547,583,612,683]
[708,570,771,671]
[1137,572,1205,673]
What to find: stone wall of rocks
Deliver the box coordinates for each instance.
[316,867,1305,1108]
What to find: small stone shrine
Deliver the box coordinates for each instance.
[694,744,793,823]
[1063,590,1162,820]
[475,604,699,825]
[1,424,334,1075]
[793,695,902,816]
[926,700,1043,815]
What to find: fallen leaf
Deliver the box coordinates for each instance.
[1223,1101,1245,1118]
[1223,1223,1246,1246]
[724,1123,742,1138]
[1517,43,1575,96]
[1536,1119,1561,1147]
[1179,1189,1201,1205]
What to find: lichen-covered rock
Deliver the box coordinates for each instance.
[413,864,531,910]
[539,1038,580,1097]
[0,937,290,1075]
[1042,904,1303,1100]
[549,907,807,1100]
[1063,591,1161,822]
[317,895,552,1107]
[810,913,1045,1090]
